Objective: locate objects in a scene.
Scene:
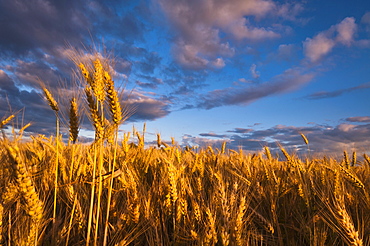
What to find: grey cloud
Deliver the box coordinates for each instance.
[125,91,171,121]
[199,132,228,138]
[223,122,370,155]
[135,80,159,89]
[158,0,299,69]
[197,68,314,109]
[0,0,88,57]
[304,82,370,100]
[227,128,253,134]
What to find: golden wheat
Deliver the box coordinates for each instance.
[0,114,15,128]
[69,97,79,143]
[42,86,59,112]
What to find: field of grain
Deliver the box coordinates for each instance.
[0,56,369,246]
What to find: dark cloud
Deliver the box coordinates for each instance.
[0,0,148,58]
[0,0,87,57]
[199,132,228,138]
[135,81,158,89]
[0,0,175,137]
[227,128,253,134]
[125,91,171,121]
[304,82,370,100]
[217,122,370,154]
[197,68,314,109]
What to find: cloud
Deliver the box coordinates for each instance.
[199,132,228,138]
[125,91,171,121]
[304,82,370,100]
[249,64,260,79]
[303,33,336,63]
[227,128,253,134]
[345,116,370,123]
[135,76,164,90]
[335,17,357,45]
[268,44,300,62]
[303,17,357,62]
[158,0,302,69]
[211,58,226,69]
[362,12,370,33]
[197,67,314,109]
[205,122,370,154]
[182,134,228,148]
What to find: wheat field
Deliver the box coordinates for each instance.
[0,55,369,246]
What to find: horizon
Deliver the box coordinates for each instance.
[1,0,370,155]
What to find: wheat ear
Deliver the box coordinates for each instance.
[69,97,79,143]
[104,71,123,125]
[93,59,105,102]
[0,114,15,128]
[85,86,104,140]
[42,86,59,112]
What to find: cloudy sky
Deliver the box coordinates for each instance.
[1,0,370,156]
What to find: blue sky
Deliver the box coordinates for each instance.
[0,0,370,155]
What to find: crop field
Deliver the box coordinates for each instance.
[0,56,369,245]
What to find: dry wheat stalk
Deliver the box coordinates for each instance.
[6,145,43,245]
[300,133,309,145]
[235,196,246,246]
[69,97,79,143]
[0,114,15,128]
[93,59,105,102]
[42,86,59,112]
[85,86,104,140]
[336,204,363,246]
[339,165,364,189]
[2,182,19,204]
[79,63,93,85]
[264,146,272,161]
[204,207,217,245]
[104,71,123,125]
[351,151,356,167]
[343,151,350,168]
[0,203,3,243]
[364,154,370,167]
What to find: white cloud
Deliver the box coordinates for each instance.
[303,33,335,63]
[303,17,357,63]
[249,63,260,79]
[212,58,226,68]
[335,17,357,45]
[227,18,280,40]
